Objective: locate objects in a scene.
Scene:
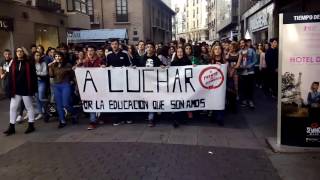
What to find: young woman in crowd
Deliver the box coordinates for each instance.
[226,41,240,99]
[168,46,176,60]
[258,43,267,92]
[185,44,200,65]
[73,50,85,69]
[3,47,38,136]
[225,42,240,112]
[34,51,49,122]
[200,45,210,64]
[171,47,192,128]
[48,51,76,128]
[128,44,140,66]
[209,44,226,126]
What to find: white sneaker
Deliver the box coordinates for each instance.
[35,114,43,121]
[16,115,22,123]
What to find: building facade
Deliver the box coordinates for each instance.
[184,0,208,42]
[240,0,275,44]
[0,0,91,52]
[91,0,175,44]
[239,0,320,44]
[207,0,217,41]
[173,2,187,40]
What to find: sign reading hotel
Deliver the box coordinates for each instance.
[279,12,320,146]
[75,65,227,112]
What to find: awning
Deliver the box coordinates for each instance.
[67,29,128,43]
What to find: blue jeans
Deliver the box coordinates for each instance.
[36,80,46,114]
[90,113,97,123]
[53,83,74,123]
[213,110,224,124]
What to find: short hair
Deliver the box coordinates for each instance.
[270,38,278,43]
[138,40,145,45]
[4,49,11,53]
[239,38,246,43]
[146,42,155,48]
[54,51,65,60]
[312,82,319,85]
[87,45,97,51]
[110,38,120,43]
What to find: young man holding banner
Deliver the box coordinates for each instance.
[106,39,132,126]
[137,42,165,127]
[78,45,106,130]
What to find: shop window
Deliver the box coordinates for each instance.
[116,0,128,22]
[35,24,59,51]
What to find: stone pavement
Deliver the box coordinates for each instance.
[0,142,280,180]
[0,89,319,180]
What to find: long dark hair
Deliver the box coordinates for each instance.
[128,44,138,56]
[184,43,193,56]
[14,47,29,61]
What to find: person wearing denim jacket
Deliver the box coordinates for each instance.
[236,39,258,108]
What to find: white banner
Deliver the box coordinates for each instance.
[75,65,227,112]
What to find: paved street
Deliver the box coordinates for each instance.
[0,90,319,180]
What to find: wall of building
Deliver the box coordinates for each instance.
[0,1,67,51]
[93,0,173,44]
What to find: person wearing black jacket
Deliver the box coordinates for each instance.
[105,39,131,67]
[138,43,164,68]
[171,47,192,66]
[171,47,192,128]
[265,38,279,98]
[105,39,132,126]
[3,47,38,136]
[137,42,164,127]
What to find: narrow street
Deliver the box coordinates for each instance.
[0,89,319,180]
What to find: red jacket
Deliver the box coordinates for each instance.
[82,56,104,67]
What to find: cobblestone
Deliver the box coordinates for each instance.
[0,142,280,180]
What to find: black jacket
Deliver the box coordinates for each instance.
[265,48,278,71]
[171,57,192,66]
[8,59,38,97]
[106,50,131,67]
[138,54,164,67]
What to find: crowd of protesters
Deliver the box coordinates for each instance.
[0,37,279,136]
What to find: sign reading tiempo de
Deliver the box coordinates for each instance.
[279,12,320,146]
[75,65,227,112]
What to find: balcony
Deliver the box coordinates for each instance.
[35,0,61,12]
